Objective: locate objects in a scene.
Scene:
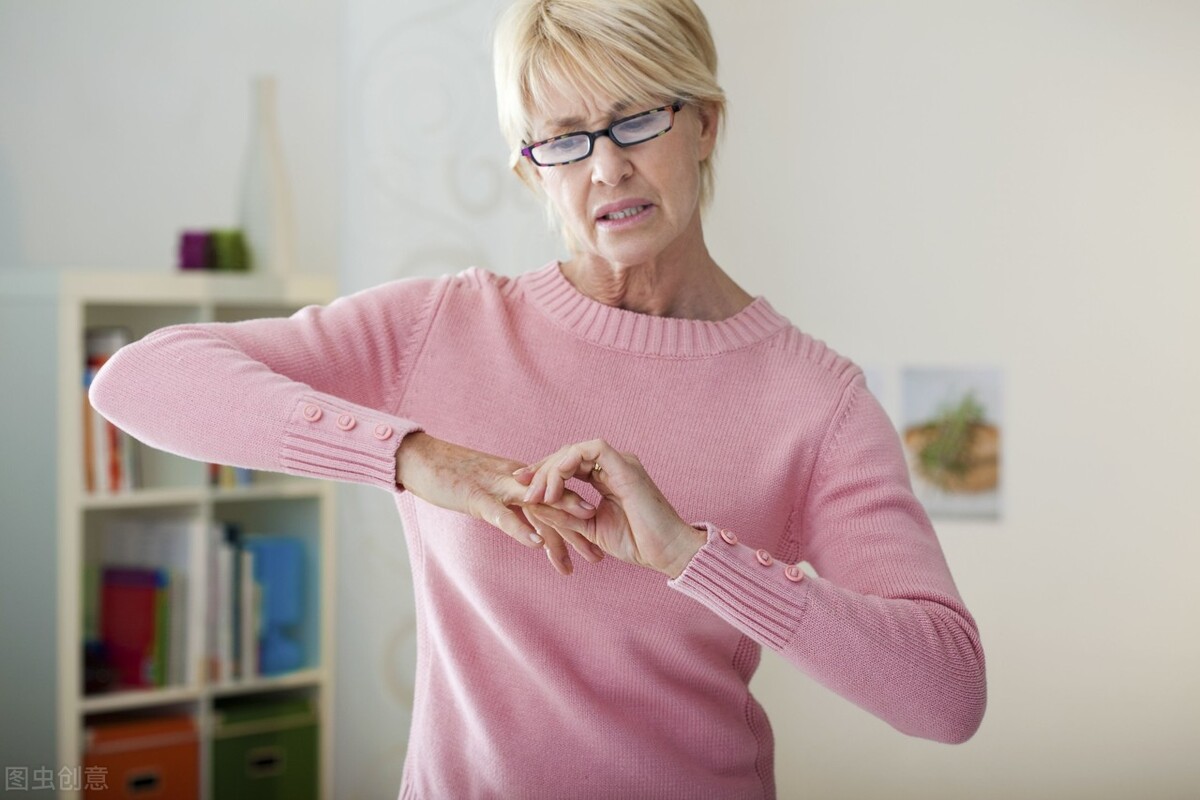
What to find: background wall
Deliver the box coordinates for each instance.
[0,0,339,273]
[700,2,1200,798]
[3,1,1197,798]
[343,1,1200,798]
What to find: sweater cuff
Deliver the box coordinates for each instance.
[667,523,811,650]
[279,394,421,493]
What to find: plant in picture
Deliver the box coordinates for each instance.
[904,391,1000,493]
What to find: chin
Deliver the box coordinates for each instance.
[589,234,672,268]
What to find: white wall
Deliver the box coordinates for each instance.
[0,0,339,274]
[701,1,1200,797]
[344,1,1200,799]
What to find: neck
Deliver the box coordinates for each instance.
[560,222,752,321]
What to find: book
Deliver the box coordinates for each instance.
[83,326,140,493]
[246,536,305,675]
[90,516,197,692]
[240,548,258,680]
[100,567,161,688]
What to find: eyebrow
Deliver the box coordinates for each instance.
[547,100,634,132]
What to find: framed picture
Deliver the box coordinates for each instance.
[901,367,1003,519]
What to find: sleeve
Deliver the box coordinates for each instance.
[669,375,986,744]
[88,275,450,494]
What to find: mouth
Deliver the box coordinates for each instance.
[600,205,647,221]
[595,201,655,227]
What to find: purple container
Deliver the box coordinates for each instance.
[178,231,212,270]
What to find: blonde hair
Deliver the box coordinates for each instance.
[493,0,726,211]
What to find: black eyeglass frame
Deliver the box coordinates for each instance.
[520,101,685,167]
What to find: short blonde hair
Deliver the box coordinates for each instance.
[493,0,726,209]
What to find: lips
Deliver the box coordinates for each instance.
[595,199,654,222]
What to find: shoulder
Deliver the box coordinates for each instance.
[430,263,554,314]
[756,317,864,399]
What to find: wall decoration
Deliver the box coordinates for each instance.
[901,367,1003,518]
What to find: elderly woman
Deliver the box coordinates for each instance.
[90,0,986,797]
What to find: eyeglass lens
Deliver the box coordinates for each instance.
[529,106,675,166]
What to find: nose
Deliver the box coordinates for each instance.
[590,135,632,186]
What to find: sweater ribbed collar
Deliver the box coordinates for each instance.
[520,261,790,358]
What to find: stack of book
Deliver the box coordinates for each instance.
[84,516,197,693]
[207,524,307,683]
[83,327,140,494]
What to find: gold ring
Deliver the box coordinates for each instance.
[591,462,603,474]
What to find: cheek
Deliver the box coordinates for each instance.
[542,174,586,218]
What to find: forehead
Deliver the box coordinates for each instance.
[529,82,622,133]
[527,71,660,137]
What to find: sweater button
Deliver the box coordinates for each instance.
[373,423,394,441]
[755,549,774,567]
[719,529,738,545]
[784,564,804,582]
[303,404,322,422]
[336,414,356,431]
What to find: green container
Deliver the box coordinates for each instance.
[211,697,318,800]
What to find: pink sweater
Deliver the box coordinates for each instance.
[90,262,986,799]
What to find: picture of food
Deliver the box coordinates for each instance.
[901,368,1003,519]
[903,392,999,493]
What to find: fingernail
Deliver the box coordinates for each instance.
[579,500,595,511]
[512,467,528,476]
[528,532,543,544]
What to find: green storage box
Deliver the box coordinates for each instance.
[211,698,318,800]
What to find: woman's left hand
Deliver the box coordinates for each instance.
[514,439,705,578]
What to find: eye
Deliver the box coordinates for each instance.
[617,115,656,133]
[544,136,584,155]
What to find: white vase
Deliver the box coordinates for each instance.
[239,75,296,276]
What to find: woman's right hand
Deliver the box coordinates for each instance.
[394,432,601,575]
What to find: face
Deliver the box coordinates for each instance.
[527,82,717,271]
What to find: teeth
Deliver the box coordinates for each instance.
[604,205,644,220]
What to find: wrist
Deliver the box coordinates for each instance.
[394,431,431,489]
[661,521,706,579]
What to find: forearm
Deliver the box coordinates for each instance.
[669,524,986,743]
[89,324,418,491]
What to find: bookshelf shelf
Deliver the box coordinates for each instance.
[0,270,338,800]
[209,668,325,698]
[81,685,204,715]
[210,479,326,503]
[81,487,208,511]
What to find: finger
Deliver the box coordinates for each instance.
[545,443,608,504]
[531,504,606,562]
[479,497,543,548]
[515,470,595,519]
[523,474,598,521]
[549,490,597,520]
[529,506,603,563]
[545,452,581,505]
[537,525,573,576]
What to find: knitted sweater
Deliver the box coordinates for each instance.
[90,261,986,799]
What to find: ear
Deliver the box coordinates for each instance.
[693,101,720,161]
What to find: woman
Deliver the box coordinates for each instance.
[91,1,986,797]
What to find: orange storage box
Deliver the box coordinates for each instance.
[83,714,198,799]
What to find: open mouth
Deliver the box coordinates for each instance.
[601,205,646,221]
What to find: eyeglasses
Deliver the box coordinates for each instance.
[520,101,684,167]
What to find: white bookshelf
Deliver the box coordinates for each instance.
[0,270,337,800]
